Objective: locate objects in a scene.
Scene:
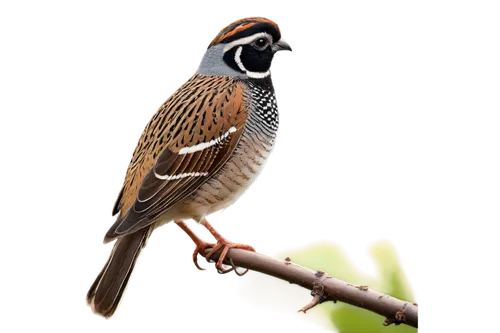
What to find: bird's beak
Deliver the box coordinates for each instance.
[272,39,292,53]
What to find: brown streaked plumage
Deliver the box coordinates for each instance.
[87,17,290,318]
[105,75,247,240]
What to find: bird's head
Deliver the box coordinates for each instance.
[198,17,291,79]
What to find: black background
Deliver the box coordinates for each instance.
[58,1,440,332]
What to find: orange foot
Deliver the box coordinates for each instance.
[175,219,255,274]
[201,218,255,273]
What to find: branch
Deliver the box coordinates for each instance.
[204,248,418,329]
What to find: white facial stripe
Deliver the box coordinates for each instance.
[154,171,208,181]
[246,69,270,79]
[178,126,237,155]
[234,46,270,79]
[234,47,246,72]
[223,32,273,53]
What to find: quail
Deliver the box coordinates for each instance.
[87,17,291,318]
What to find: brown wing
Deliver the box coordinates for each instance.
[105,74,247,242]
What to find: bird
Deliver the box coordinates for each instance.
[87,17,291,318]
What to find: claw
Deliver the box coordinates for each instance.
[205,237,255,272]
[175,220,214,271]
[230,258,249,276]
[176,219,255,276]
[192,246,206,271]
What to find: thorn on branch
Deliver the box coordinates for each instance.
[298,294,323,314]
[299,270,337,313]
[299,282,327,313]
[383,317,396,326]
[383,304,408,326]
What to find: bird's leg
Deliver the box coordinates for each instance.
[201,219,256,273]
[175,220,216,271]
[175,219,255,274]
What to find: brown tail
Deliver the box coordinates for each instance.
[87,227,152,318]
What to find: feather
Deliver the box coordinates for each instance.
[104,75,247,242]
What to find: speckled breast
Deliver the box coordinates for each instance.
[186,81,279,220]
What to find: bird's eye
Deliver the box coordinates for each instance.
[252,38,269,50]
